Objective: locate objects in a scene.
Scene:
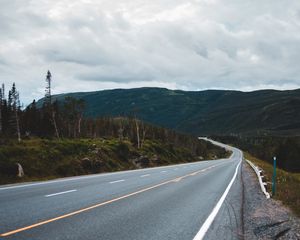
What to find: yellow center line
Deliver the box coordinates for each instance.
[0,162,223,237]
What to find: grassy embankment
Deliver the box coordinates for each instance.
[245,152,300,217]
[0,138,229,185]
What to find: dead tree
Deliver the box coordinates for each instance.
[45,71,60,139]
[134,117,140,148]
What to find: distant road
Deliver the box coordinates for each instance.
[0,140,243,240]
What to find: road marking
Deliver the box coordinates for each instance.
[160,171,167,173]
[0,161,208,191]
[45,190,77,198]
[0,162,224,237]
[174,168,178,171]
[109,180,125,184]
[193,160,242,240]
[189,172,198,176]
[172,177,184,182]
[140,174,150,178]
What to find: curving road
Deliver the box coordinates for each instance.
[0,140,243,240]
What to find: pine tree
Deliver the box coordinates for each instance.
[9,83,21,142]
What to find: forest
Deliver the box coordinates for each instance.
[214,135,300,172]
[0,72,228,184]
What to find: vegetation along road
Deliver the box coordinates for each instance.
[0,140,243,240]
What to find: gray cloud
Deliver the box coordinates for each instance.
[0,0,300,104]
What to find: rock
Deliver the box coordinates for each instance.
[94,160,103,169]
[16,163,24,177]
[92,148,101,154]
[132,156,150,168]
[150,154,159,162]
[81,157,92,169]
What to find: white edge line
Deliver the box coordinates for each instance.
[45,189,77,198]
[0,137,232,191]
[245,159,270,199]
[140,174,150,177]
[193,160,242,240]
[0,160,222,191]
[109,179,125,184]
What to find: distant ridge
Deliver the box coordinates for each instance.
[37,87,300,136]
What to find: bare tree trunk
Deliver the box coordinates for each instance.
[118,118,124,142]
[135,118,140,149]
[73,122,76,138]
[141,124,147,148]
[78,116,82,136]
[68,123,71,138]
[52,111,60,139]
[15,110,21,142]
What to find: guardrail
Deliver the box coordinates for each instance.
[246,159,270,199]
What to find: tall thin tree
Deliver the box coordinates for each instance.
[10,83,21,142]
[45,70,52,105]
[45,70,60,139]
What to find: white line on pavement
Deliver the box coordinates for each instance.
[140,174,150,178]
[109,180,125,184]
[160,171,167,173]
[193,159,242,240]
[45,189,77,198]
[0,161,212,191]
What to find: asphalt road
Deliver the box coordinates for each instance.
[0,140,243,240]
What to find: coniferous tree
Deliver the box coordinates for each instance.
[9,83,21,142]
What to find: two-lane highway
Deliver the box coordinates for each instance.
[0,140,243,239]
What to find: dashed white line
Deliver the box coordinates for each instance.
[193,160,242,240]
[109,180,125,184]
[140,174,150,178]
[45,189,77,198]
[160,171,167,173]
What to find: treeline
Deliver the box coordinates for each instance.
[0,83,21,141]
[213,135,300,172]
[0,74,221,158]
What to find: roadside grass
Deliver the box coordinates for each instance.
[0,137,229,185]
[244,152,300,217]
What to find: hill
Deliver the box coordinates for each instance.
[37,87,300,136]
[0,136,229,185]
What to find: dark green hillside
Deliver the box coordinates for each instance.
[38,87,300,136]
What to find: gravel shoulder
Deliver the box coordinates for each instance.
[242,160,300,239]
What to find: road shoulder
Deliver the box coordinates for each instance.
[242,161,300,239]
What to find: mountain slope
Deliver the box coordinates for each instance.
[38,87,300,136]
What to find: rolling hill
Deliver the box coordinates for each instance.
[37,87,300,136]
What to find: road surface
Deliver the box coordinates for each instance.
[0,140,243,240]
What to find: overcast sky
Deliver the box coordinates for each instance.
[1,0,300,104]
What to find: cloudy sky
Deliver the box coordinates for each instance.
[1,0,300,104]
